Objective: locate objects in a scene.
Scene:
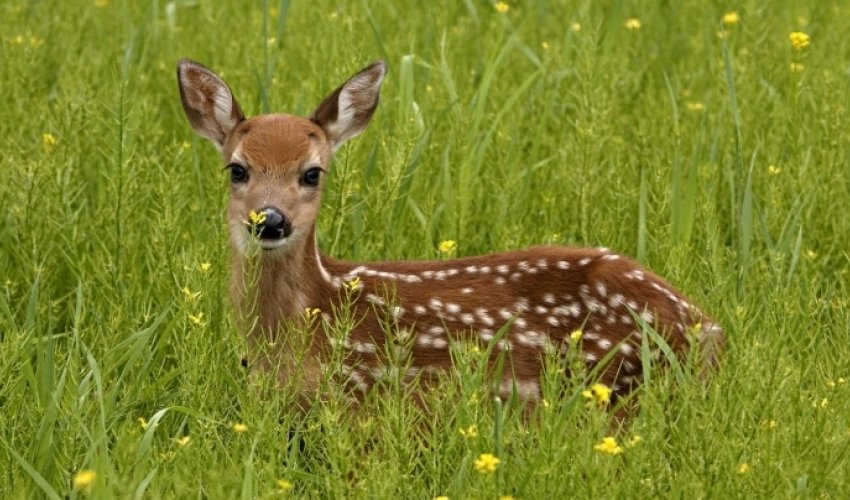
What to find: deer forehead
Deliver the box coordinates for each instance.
[224,114,331,172]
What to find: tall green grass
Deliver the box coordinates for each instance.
[2,0,849,497]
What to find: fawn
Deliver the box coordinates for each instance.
[177,59,723,410]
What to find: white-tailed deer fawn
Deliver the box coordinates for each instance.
[177,59,723,409]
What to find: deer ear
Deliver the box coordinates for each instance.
[311,61,386,151]
[177,59,245,149]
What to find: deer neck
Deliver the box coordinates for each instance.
[231,227,335,341]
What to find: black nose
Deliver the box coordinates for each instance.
[252,207,292,240]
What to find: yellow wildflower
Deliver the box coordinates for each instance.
[582,383,612,407]
[570,329,582,343]
[494,2,509,14]
[200,262,212,271]
[95,0,109,6]
[13,35,24,44]
[42,133,57,148]
[625,18,642,30]
[839,377,847,384]
[500,496,515,500]
[767,165,781,175]
[188,312,206,326]
[438,240,457,255]
[176,436,190,446]
[459,424,478,439]
[789,31,810,50]
[473,453,501,474]
[72,470,96,490]
[304,307,321,321]
[181,286,201,300]
[737,462,750,474]
[344,276,362,292]
[434,497,449,500]
[761,419,777,429]
[181,140,192,150]
[790,62,805,73]
[541,41,549,51]
[594,436,623,455]
[232,422,248,433]
[277,479,294,492]
[722,12,740,25]
[138,417,149,430]
[247,210,267,226]
[570,22,581,32]
[686,101,705,111]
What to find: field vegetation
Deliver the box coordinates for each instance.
[1,0,849,497]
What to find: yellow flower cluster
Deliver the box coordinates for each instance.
[438,240,457,254]
[247,210,267,225]
[594,436,623,455]
[722,11,740,25]
[474,453,501,474]
[494,2,509,14]
[582,383,612,407]
[625,18,642,30]
[345,276,362,292]
[73,470,96,491]
[789,31,810,50]
[459,424,478,439]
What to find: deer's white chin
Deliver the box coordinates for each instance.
[231,225,306,257]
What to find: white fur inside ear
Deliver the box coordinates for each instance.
[212,84,236,131]
[327,67,385,150]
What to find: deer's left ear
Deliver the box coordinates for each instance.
[311,61,386,151]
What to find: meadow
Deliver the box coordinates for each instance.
[2,0,849,497]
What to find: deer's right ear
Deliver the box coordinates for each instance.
[177,59,245,149]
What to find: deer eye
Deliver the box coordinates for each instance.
[300,167,322,187]
[229,164,248,183]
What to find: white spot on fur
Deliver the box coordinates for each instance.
[366,294,385,306]
[542,293,556,305]
[595,282,607,297]
[465,265,478,273]
[608,294,626,308]
[461,287,474,294]
[510,272,522,281]
[495,277,506,285]
[556,260,570,270]
[578,258,592,266]
[480,266,492,274]
[499,378,540,401]
[429,298,443,310]
[414,305,427,315]
[353,341,376,354]
[597,338,612,350]
[497,264,510,274]
[391,306,404,319]
[546,316,559,327]
[446,303,461,314]
[460,313,475,324]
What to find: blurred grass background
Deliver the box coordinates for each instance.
[1,0,849,497]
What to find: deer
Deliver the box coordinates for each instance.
[176,58,724,412]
